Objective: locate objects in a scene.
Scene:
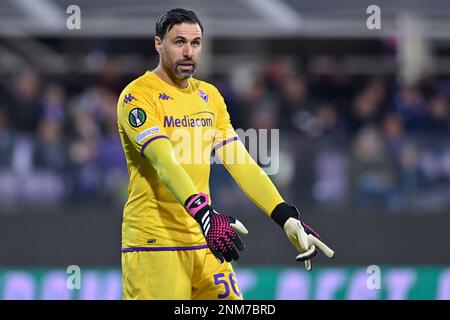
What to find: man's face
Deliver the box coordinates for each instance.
[156,23,202,80]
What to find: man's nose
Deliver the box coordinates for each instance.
[183,44,193,58]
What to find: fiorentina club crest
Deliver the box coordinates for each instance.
[198,89,208,102]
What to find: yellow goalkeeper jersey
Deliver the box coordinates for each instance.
[117,71,238,250]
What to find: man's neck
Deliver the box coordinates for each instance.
[152,65,189,89]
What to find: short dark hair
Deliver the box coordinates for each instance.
[155,8,203,39]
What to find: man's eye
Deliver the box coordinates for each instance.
[192,41,200,46]
[175,40,183,45]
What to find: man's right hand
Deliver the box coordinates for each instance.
[185,193,248,263]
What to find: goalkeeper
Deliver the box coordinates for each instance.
[118,8,334,300]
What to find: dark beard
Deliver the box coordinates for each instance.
[162,55,196,80]
[173,63,196,79]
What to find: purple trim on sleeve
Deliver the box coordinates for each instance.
[121,244,208,252]
[140,135,169,156]
[211,136,239,156]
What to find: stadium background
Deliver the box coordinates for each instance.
[0,0,449,299]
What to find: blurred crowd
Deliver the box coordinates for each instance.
[219,60,450,213]
[0,69,126,206]
[0,59,449,213]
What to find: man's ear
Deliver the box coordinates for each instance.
[155,36,162,54]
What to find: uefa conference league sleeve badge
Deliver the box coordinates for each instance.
[129,108,147,128]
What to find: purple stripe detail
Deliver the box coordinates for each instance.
[211,136,239,155]
[121,244,208,252]
[140,135,169,156]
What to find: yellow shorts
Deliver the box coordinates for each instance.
[121,246,243,300]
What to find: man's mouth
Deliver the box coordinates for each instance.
[178,63,194,70]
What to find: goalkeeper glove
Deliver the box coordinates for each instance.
[185,193,248,263]
[271,202,335,271]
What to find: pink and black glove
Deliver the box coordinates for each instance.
[185,193,248,263]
